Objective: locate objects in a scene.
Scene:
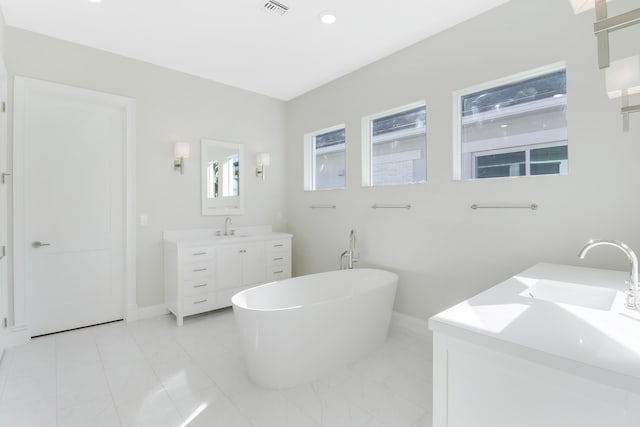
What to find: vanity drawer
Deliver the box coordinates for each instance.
[266,239,290,253]
[183,247,215,263]
[183,293,216,316]
[267,251,290,266]
[183,277,215,297]
[266,265,291,281]
[182,261,215,280]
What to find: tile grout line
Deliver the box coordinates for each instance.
[0,349,13,402]
[54,336,59,426]
[127,319,191,425]
[93,325,125,427]
[171,318,258,427]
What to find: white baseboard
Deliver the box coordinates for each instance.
[1,324,31,351]
[391,311,430,336]
[126,304,139,322]
[138,304,169,320]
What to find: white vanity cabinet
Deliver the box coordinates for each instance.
[265,238,292,281]
[429,263,640,427]
[164,227,292,325]
[215,242,266,305]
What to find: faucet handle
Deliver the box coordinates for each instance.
[624,286,638,310]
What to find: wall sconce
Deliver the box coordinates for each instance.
[174,142,190,174]
[587,0,640,69]
[606,55,640,132]
[256,152,270,180]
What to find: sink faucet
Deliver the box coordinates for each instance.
[340,229,359,270]
[224,217,232,236]
[578,239,638,309]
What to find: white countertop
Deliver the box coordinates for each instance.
[163,226,292,247]
[429,263,640,393]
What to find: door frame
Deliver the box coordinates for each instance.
[0,56,8,357]
[12,76,137,338]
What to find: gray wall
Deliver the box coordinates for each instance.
[5,27,288,309]
[0,8,5,56]
[3,0,640,320]
[285,0,640,320]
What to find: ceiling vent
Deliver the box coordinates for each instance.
[263,0,289,15]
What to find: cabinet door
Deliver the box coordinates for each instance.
[216,246,243,290]
[242,242,266,285]
[441,336,629,427]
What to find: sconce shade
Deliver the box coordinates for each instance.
[174,142,190,159]
[257,152,271,167]
[606,55,640,99]
[569,0,612,14]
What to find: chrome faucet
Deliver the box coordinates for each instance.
[578,239,638,309]
[340,229,359,269]
[224,217,232,236]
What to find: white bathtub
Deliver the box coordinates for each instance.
[231,268,398,389]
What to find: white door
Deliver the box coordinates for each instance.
[14,77,129,337]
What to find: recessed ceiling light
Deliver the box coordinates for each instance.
[553,93,565,98]
[319,11,337,24]
[500,124,509,128]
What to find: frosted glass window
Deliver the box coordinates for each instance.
[455,65,568,180]
[362,103,426,186]
[304,125,346,191]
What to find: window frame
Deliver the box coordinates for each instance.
[453,62,567,181]
[304,123,346,191]
[361,101,427,187]
[470,140,568,179]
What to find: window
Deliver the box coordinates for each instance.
[455,64,568,180]
[304,125,346,191]
[362,102,427,186]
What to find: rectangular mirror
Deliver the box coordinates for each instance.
[201,139,244,215]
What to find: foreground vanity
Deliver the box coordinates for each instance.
[164,226,292,325]
[429,263,640,427]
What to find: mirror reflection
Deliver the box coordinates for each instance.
[206,155,239,198]
[201,139,244,215]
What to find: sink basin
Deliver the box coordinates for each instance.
[519,280,618,310]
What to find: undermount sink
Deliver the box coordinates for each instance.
[520,279,618,310]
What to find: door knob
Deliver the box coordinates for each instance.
[32,241,51,248]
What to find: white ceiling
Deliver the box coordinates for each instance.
[0,0,511,100]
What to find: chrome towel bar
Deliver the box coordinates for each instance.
[372,204,411,210]
[471,203,538,210]
[309,204,336,209]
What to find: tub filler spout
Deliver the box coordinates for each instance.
[341,229,359,269]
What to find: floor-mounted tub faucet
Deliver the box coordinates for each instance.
[341,229,359,269]
[578,239,638,309]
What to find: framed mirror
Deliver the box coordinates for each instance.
[201,139,244,215]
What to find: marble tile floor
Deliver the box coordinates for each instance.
[0,308,434,427]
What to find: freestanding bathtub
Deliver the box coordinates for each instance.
[232,268,398,389]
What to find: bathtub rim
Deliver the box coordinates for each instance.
[231,268,398,313]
